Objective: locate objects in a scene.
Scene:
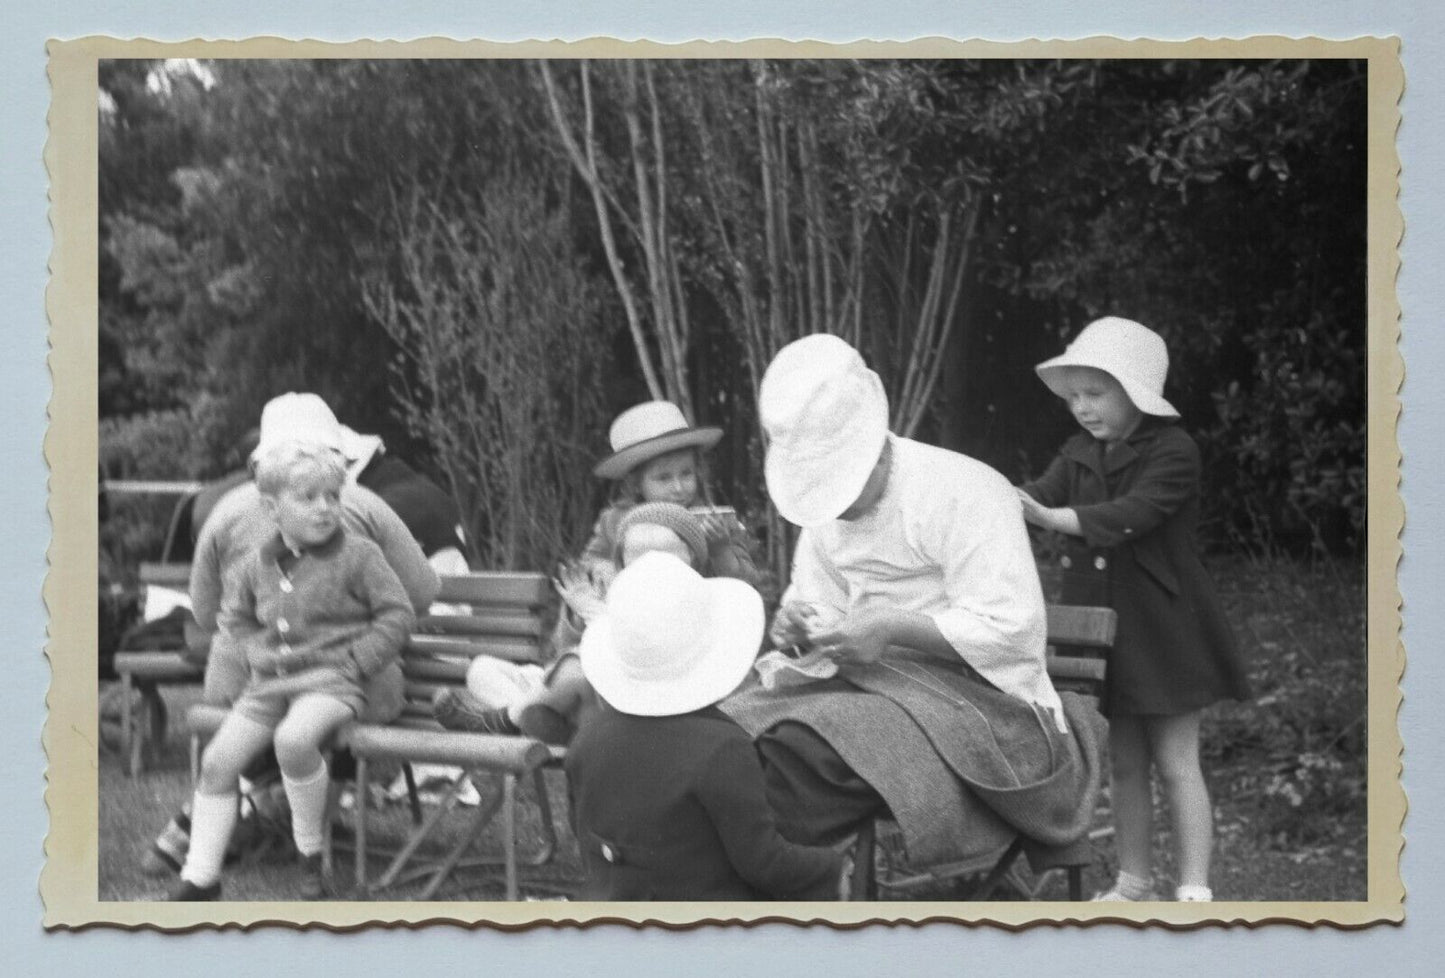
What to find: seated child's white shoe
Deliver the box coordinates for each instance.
[1091,871,1153,901]
[1175,884,1213,902]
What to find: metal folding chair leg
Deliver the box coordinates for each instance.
[849,819,878,900]
[371,773,504,893]
[121,673,138,777]
[530,767,558,866]
[965,837,1026,900]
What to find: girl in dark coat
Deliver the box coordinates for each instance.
[1017,317,1250,904]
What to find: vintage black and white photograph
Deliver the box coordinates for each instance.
[44,37,1401,928]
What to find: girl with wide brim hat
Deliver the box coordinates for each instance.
[593,401,723,480]
[1033,317,1180,418]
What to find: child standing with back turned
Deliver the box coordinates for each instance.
[1017,317,1251,903]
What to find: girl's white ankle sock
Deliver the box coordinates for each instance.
[180,790,238,888]
[1093,869,1152,901]
[1175,884,1214,902]
[283,764,330,858]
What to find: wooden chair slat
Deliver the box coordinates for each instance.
[435,573,553,607]
[401,656,471,683]
[416,613,544,639]
[339,726,552,771]
[1044,654,1107,685]
[1044,605,1118,649]
[112,652,204,681]
[405,635,543,664]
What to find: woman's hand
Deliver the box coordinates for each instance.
[768,601,817,650]
[807,610,891,667]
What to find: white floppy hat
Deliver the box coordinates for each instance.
[251,392,343,463]
[759,334,889,527]
[1034,317,1179,418]
[592,401,723,480]
[338,425,385,467]
[579,551,764,717]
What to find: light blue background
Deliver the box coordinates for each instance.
[4,3,1439,974]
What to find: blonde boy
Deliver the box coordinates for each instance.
[169,442,414,900]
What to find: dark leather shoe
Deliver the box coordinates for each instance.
[167,878,221,901]
[297,853,332,900]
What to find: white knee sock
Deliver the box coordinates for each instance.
[283,764,330,858]
[180,791,238,888]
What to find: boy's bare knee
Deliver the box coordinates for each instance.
[273,723,327,771]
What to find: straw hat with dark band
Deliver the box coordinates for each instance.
[593,401,723,480]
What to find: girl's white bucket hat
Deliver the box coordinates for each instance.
[759,334,889,527]
[593,401,723,479]
[579,551,764,717]
[1034,317,1180,418]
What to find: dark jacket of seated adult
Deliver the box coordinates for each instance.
[565,703,844,901]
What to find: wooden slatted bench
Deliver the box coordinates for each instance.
[849,603,1117,901]
[186,571,565,901]
[111,561,205,776]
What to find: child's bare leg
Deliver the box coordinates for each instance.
[1106,715,1155,897]
[1146,711,1212,896]
[273,694,354,858]
[182,710,275,888]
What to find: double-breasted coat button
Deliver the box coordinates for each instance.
[277,618,290,633]
[600,843,616,863]
[279,579,294,593]
[1060,555,1072,569]
[1094,555,1107,570]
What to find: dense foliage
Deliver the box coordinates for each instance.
[99,58,1367,569]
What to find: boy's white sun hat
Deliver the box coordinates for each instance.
[251,392,344,463]
[1034,317,1179,418]
[759,334,889,527]
[579,551,764,717]
[593,401,723,479]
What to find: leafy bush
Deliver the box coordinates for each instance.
[1206,555,1366,848]
[99,409,197,570]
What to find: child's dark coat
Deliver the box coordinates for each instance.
[1021,420,1251,717]
[565,704,844,900]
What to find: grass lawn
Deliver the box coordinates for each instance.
[97,554,1367,904]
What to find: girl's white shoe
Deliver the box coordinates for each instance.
[1175,884,1214,902]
